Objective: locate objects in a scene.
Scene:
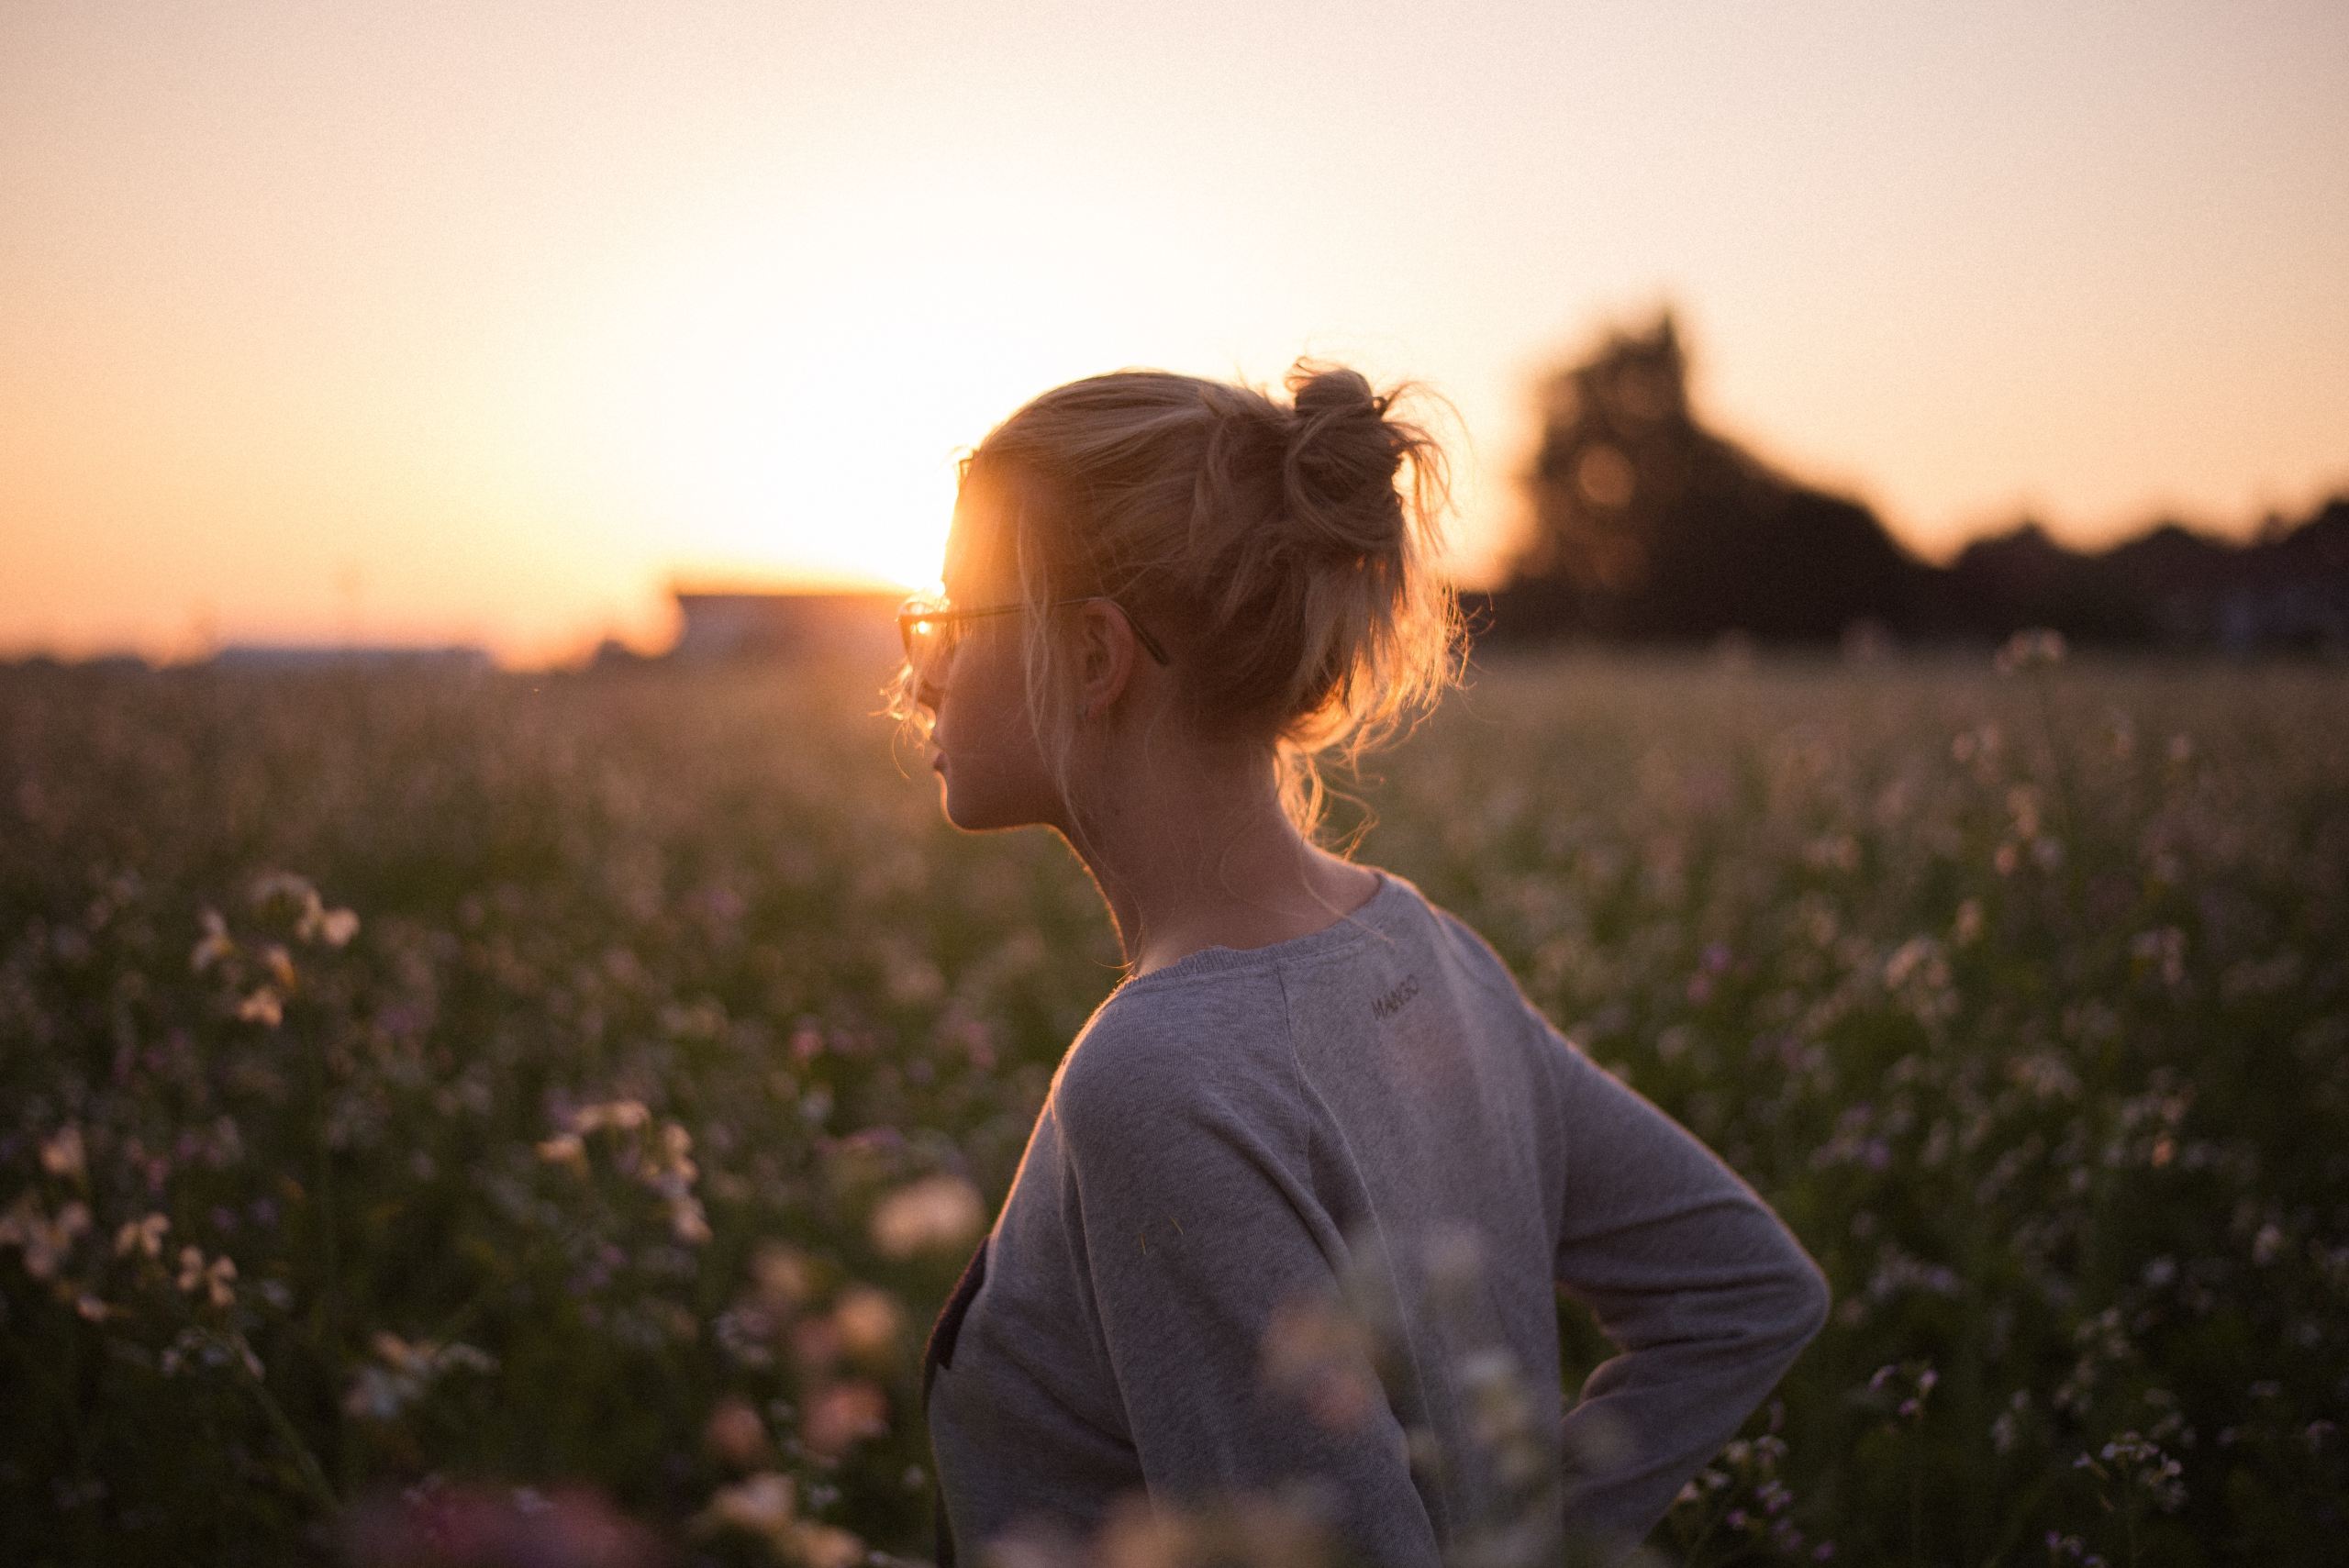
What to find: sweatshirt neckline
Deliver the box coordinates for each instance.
[1108,867,1415,995]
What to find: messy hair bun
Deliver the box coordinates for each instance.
[927,357,1464,840]
[1283,364,1410,559]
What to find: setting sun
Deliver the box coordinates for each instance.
[528,171,1256,595]
[3,2,2343,668]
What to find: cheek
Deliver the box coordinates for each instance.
[937,641,1024,744]
[971,641,1018,699]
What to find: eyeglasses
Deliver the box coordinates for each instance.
[897,594,1173,679]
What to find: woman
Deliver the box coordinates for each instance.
[894,363,1830,1568]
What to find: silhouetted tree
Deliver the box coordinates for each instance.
[1937,521,2159,640]
[1473,307,2348,654]
[1492,309,1931,643]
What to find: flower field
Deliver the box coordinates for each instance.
[2,647,2343,1566]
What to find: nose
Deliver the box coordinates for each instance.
[909,637,953,712]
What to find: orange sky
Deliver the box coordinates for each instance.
[5,0,2345,668]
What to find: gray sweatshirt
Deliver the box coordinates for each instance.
[922,868,1831,1567]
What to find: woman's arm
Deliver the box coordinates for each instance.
[1546,1037,1832,1558]
[1052,1025,1445,1568]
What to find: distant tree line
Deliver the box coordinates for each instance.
[1468,310,2349,653]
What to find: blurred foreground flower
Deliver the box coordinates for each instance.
[237,986,285,1028]
[341,1480,667,1568]
[705,1396,770,1468]
[700,1472,796,1547]
[694,1472,867,1567]
[191,906,238,973]
[751,1241,815,1310]
[536,1131,590,1173]
[830,1283,905,1362]
[1258,1295,1382,1434]
[552,1103,712,1244]
[1090,1484,1343,1568]
[0,1193,91,1280]
[1993,628,2067,674]
[868,1173,984,1259]
[40,1123,87,1181]
[250,869,361,947]
[345,1333,497,1421]
[114,1211,171,1259]
[175,1245,238,1307]
[802,1377,889,1459]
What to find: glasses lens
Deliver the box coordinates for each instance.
[901,604,953,678]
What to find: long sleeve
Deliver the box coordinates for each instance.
[1050,1028,1444,1568]
[928,876,1835,1567]
[1546,1038,1831,1557]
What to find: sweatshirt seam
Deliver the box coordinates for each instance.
[1269,960,1315,1229]
[1100,873,1414,1001]
[1106,929,1378,999]
[1551,1034,1570,1281]
[1044,1095,1139,1446]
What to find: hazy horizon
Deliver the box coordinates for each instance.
[6,0,2345,667]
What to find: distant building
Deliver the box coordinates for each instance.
[667,584,903,662]
[208,642,494,673]
[0,651,155,673]
[587,636,659,672]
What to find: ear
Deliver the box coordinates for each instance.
[1072,600,1141,719]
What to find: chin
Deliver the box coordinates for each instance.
[937,779,1003,833]
[939,779,1048,835]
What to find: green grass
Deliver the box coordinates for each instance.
[2,648,2343,1566]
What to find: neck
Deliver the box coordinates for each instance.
[1062,750,1379,980]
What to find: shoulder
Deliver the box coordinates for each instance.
[1403,885,1546,1018]
[1391,885,1582,1097]
[1411,887,1505,966]
[1051,967,1303,1162]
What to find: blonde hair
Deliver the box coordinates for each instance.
[890,360,1464,842]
